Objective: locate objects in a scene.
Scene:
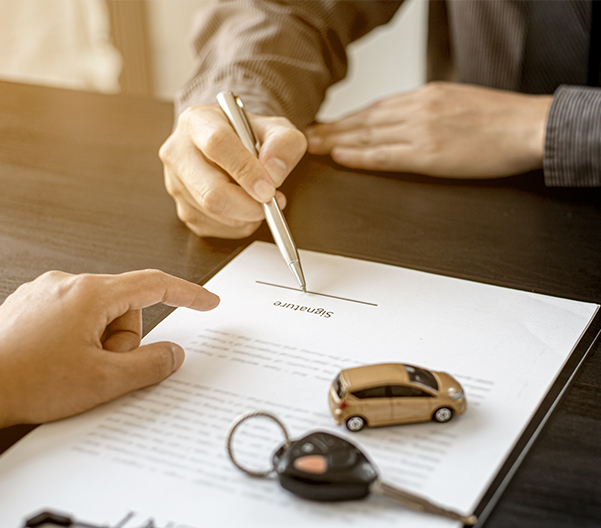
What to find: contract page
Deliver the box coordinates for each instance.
[0,242,597,528]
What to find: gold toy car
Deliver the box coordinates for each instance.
[328,363,467,432]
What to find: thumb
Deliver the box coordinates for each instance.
[105,341,185,396]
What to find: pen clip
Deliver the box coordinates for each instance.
[217,91,260,156]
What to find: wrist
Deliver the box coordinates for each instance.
[526,94,553,169]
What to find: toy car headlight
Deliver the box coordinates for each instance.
[448,388,464,401]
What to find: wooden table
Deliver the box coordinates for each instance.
[0,81,600,527]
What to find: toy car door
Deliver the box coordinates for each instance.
[388,385,433,423]
[350,386,391,426]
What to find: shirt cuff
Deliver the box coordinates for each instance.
[175,76,286,122]
[544,85,601,187]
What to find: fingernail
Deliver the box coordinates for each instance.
[207,292,221,309]
[254,180,275,202]
[264,157,287,185]
[171,344,185,373]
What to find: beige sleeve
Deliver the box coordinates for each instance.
[175,0,402,129]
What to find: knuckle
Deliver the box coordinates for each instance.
[420,121,442,149]
[360,127,373,145]
[360,106,378,124]
[372,97,388,108]
[200,186,228,215]
[227,155,258,186]
[201,127,229,160]
[268,134,306,167]
[281,126,307,149]
[38,270,67,281]
[153,349,173,379]
[420,82,448,110]
[417,140,443,172]
[176,202,196,224]
[176,206,212,238]
[158,137,174,163]
[141,268,165,281]
[262,116,306,155]
[163,173,179,197]
[362,111,376,128]
[71,273,96,287]
[368,147,391,170]
[174,203,216,239]
[425,138,444,159]
[66,273,102,300]
[178,105,199,129]
[424,80,447,95]
[25,270,70,295]
[417,120,437,141]
[291,129,308,154]
[139,269,169,299]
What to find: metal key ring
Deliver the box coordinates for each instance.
[226,410,291,477]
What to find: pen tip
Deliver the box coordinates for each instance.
[302,286,307,293]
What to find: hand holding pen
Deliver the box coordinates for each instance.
[159,94,307,241]
[216,92,307,291]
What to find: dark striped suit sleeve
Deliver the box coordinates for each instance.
[544,85,601,186]
[175,0,402,129]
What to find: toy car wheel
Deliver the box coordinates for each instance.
[433,407,453,423]
[346,416,366,432]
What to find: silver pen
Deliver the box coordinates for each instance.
[216,91,307,293]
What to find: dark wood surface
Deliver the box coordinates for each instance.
[1,80,600,527]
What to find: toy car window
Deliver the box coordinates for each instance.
[388,385,431,398]
[351,386,387,399]
[404,365,438,391]
[333,376,345,398]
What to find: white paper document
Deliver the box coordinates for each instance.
[0,242,598,528]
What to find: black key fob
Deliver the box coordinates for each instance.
[272,431,378,502]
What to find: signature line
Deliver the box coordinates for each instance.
[256,281,378,307]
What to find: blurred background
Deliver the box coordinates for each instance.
[0,0,427,120]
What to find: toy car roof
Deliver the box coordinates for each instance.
[340,363,412,389]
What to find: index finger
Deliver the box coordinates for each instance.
[104,269,220,317]
[306,94,412,138]
[185,106,276,203]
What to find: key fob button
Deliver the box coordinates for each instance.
[301,442,314,453]
[273,431,378,502]
[293,454,328,474]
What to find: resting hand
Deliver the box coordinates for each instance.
[160,105,307,239]
[306,82,552,178]
[0,270,220,428]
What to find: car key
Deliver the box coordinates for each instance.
[227,411,477,525]
[273,431,476,525]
